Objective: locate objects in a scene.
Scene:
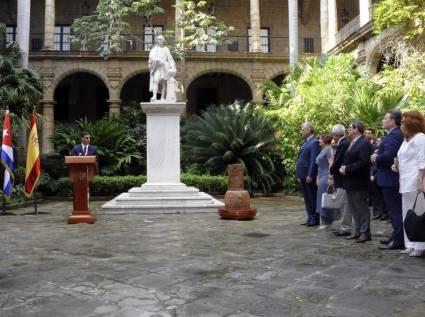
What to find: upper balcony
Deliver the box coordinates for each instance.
[332,3,374,52]
[24,32,321,59]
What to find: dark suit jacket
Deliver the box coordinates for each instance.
[376,127,403,188]
[341,136,372,191]
[71,144,97,156]
[295,136,320,179]
[329,137,349,188]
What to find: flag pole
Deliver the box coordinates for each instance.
[25,106,41,215]
[1,105,14,216]
[33,106,38,215]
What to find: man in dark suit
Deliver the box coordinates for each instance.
[71,131,97,156]
[328,124,351,236]
[296,122,321,226]
[339,120,372,243]
[371,109,404,250]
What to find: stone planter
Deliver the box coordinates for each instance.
[218,163,256,220]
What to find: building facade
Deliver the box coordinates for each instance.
[320,0,394,74]
[1,0,323,154]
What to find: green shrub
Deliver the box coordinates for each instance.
[263,54,422,193]
[50,115,145,176]
[182,102,283,193]
[54,174,230,196]
[181,174,228,193]
[41,153,68,179]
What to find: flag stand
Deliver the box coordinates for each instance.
[33,191,38,215]
[1,195,6,215]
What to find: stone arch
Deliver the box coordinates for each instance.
[50,68,111,99]
[365,27,399,74]
[269,72,286,86]
[187,68,256,100]
[119,70,151,106]
[53,71,110,122]
[186,71,254,115]
[118,68,151,95]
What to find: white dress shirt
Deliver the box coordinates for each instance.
[398,132,425,193]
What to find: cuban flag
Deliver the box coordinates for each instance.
[1,110,14,198]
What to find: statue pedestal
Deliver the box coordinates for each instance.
[101,102,224,214]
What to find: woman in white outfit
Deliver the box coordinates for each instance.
[393,111,425,257]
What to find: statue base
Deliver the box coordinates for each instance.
[100,183,223,214]
[100,101,224,214]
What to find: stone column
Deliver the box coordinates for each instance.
[107,99,121,114]
[320,0,329,53]
[359,0,373,27]
[16,0,31,68]
[44,0,55,50]
[40,99,55,154]
[175,0,186,101]
[288,0,299,65]
[175,0,184,42]
[328,0,337,49]
[249,0,261,52]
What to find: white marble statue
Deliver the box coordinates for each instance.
[149,35,177,102]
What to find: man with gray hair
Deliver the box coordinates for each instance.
[328,124,352,236]
[296,122,321,226]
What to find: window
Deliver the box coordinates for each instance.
[31,38,43,51]
[304,38,314,53]
[5,25,16,45]
[248,28,270,53]
[195,27,217,52]
[227,39,239,52]
[55,25,71,51]
[144,26,163,51]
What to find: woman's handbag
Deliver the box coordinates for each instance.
[403,192,425,242]
[321,186,344,221]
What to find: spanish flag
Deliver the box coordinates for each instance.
[25,109,41,198]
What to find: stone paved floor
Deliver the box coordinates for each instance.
[1,196,425,317]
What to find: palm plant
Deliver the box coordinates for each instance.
[0,23,43,127]
[51,116,145,175]
[182,103,282,193]
[348,82,408,136]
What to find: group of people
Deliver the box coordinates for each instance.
[296,109,425,257]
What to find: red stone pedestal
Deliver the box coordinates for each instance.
[219,163,257,220]
[219,208,257,220]
[67,211,96,224]
[65,156,96,224]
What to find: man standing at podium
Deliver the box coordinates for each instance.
[71,131,97,156]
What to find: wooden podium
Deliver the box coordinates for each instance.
[65,156,96,224]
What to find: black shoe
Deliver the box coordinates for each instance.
[380,214,390,221]
[378,241,404,250]
[380,239,391,244]
[300,222,308,226]
[373,211,384,220]
[334,230,351,237]
[306,221,320,227]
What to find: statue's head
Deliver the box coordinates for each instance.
[156,35,165,46]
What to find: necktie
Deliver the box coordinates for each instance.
[83,145,87,156]
[347,140,355,151]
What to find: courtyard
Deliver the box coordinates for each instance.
[1,196,424,317]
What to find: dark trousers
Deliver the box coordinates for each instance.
[381,186,404,245]
[370,180,385,215]
[346,190,370,235]
[300,178,319,223]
